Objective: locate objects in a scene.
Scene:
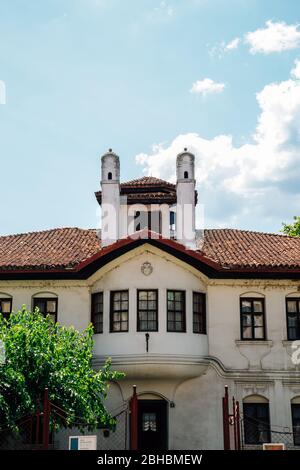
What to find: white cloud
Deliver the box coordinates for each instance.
[136,63,300,231]
[190,78,225,96]
[225,37,240,51]
[245,20,300,54]
[208,37,240,58]
[292,59,300,79]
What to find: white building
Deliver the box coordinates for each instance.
[1,149,300,450]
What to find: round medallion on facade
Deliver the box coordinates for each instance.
[141,261,153,276]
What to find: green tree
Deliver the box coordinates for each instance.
[0,306,124,431]
[281,216,300,237]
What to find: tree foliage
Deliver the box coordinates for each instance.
[0,306,124,431]
[281,216,300,237]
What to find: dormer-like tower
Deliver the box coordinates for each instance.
[101,149,120,247]
[176,149,196,249]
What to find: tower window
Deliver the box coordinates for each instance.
[184,171,189,179]
[108,172,112,180]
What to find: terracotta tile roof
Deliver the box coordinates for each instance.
[0,227,299,274]
[199,229,300,270]
[120,176,175,188]
[0,227,101,271]
[95,176,198,205]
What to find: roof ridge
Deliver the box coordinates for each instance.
[0,226,95,240]
[203,228,298,239]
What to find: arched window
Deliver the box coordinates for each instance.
[184,171,189,179]
[108,172,112,180]
[32,292,58,323]
[0,293,12,320]
[243,395,270,445]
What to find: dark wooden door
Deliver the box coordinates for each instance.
[138,400,168,450]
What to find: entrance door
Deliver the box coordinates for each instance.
[138,400,168,450]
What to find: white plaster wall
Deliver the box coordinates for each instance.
[208,284,299,371]
[1,284,90,332]
[91,248,208,357]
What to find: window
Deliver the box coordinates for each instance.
[292,404,300,446]
[33,297,58,323]
[108,172,112,180]
[193,292,206,334]
[167,290,186,332]
[240,298,266,340]
[0,298,12,320]
[286,299,300,340]
[243,403,270,445]
[184,171,189,179]
[134,211,162,233]
[110,290,129,332]
[137,290,158,332]
[91,292,103,334]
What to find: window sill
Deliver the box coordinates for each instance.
[235,340,273,347]
[282,340,299,346]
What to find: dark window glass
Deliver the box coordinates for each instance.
[167,290,186,332]
[193,292,206,334]
[184,171,189,179]
[243,403,270,445]
[33,298,58,323]
[110,291,129,332]
[108,172,112,180]
[286,299,300,340]
[0,298,12,320]
[240,298,265,340]
[137,290,158,332]
[292,404,300,446]
[91,292,103,334]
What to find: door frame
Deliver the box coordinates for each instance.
[137,399,169,450]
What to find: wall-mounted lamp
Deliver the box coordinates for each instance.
[145,333,150,353]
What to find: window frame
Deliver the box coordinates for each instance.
[243,402,271,445]
[32,297,58,323]
[137,289,159,332]
[166,290,186,333]
[240,297,266,341]
[286,297,300,341]
[91,292,104,334]
[193,292,206,334]
[110,290,129,333]
[0,298,12,320]
[291,403,300,446]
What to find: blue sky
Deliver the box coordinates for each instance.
[0,0,300,235]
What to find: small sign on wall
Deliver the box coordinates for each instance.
[69,435,97,450]
[263,443,285,450]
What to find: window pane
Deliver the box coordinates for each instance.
[241,301,252,312]
[139,301,147,310]
[242,314,252,326]
[46,300,57,313]
[288,314,297,327]
[253,301,263,313]
[287,301,297,313]
[148,291,156,301]
[288,327,297,340]
[139,291,147,300]
[254,314,263,326]
[175,292,182,301]
[1,300,11,313]
[34,300,45,313]
[254,327,264,339]
[168,291,174,301]
[243,326,252,339]
[113,322,120,331]
[121,312,128,321]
